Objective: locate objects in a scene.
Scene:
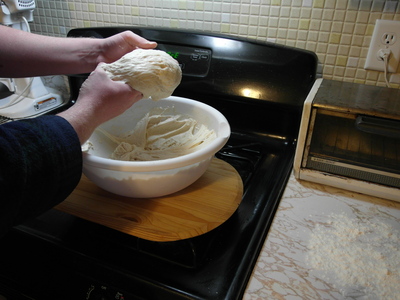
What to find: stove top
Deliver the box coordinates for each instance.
[0,27,317,300]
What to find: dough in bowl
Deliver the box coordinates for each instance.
[102,49,182,101]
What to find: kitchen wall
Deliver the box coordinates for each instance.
[31,0,400,88]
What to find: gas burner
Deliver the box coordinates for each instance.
[217,141,263,187]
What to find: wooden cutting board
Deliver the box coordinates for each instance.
[56,158,243,242]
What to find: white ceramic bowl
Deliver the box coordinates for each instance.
[82,96,231,198]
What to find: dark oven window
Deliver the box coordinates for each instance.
[306,109,400,188]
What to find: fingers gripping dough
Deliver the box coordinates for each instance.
[102,49,182,101]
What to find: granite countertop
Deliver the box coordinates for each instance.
[244,172,400,300]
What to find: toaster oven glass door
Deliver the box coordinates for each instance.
[305,109,400,188]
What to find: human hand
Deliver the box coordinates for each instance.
[95,30,157,65]
[58,64,143,144]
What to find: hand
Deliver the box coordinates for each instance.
[95,31,157,65]
[58,64,143,144]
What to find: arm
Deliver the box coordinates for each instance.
[0,27,152,235]
[58,64,143,144]
[0,65,143,235]
[0,25,157,77]
[0,115,83,237]
[0,68,142,236]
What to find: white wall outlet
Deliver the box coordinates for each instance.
[364,19,400,73]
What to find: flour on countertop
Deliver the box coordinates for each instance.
[306,212,400,299]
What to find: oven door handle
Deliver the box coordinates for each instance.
[355,115,400,139]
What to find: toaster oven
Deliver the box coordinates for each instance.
[294,79,400,202]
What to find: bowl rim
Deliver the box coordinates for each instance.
[82,96,231,172]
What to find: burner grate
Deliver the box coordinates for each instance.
[216,142,263,187]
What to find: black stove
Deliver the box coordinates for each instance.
[0,27,317,300]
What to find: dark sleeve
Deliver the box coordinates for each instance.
[0,115,82,236]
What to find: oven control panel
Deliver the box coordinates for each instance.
[157,43,211,77]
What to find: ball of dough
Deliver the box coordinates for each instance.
[102,49,182,101]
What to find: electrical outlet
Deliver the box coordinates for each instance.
[364,19,400,73]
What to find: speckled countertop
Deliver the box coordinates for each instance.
[243,172,400,300]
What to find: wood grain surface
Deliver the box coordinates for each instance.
[56,158,243,241]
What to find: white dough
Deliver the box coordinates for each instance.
[110,107,216,161]
[102,49,182,101]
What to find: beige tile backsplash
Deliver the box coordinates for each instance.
[31,0,400,88]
